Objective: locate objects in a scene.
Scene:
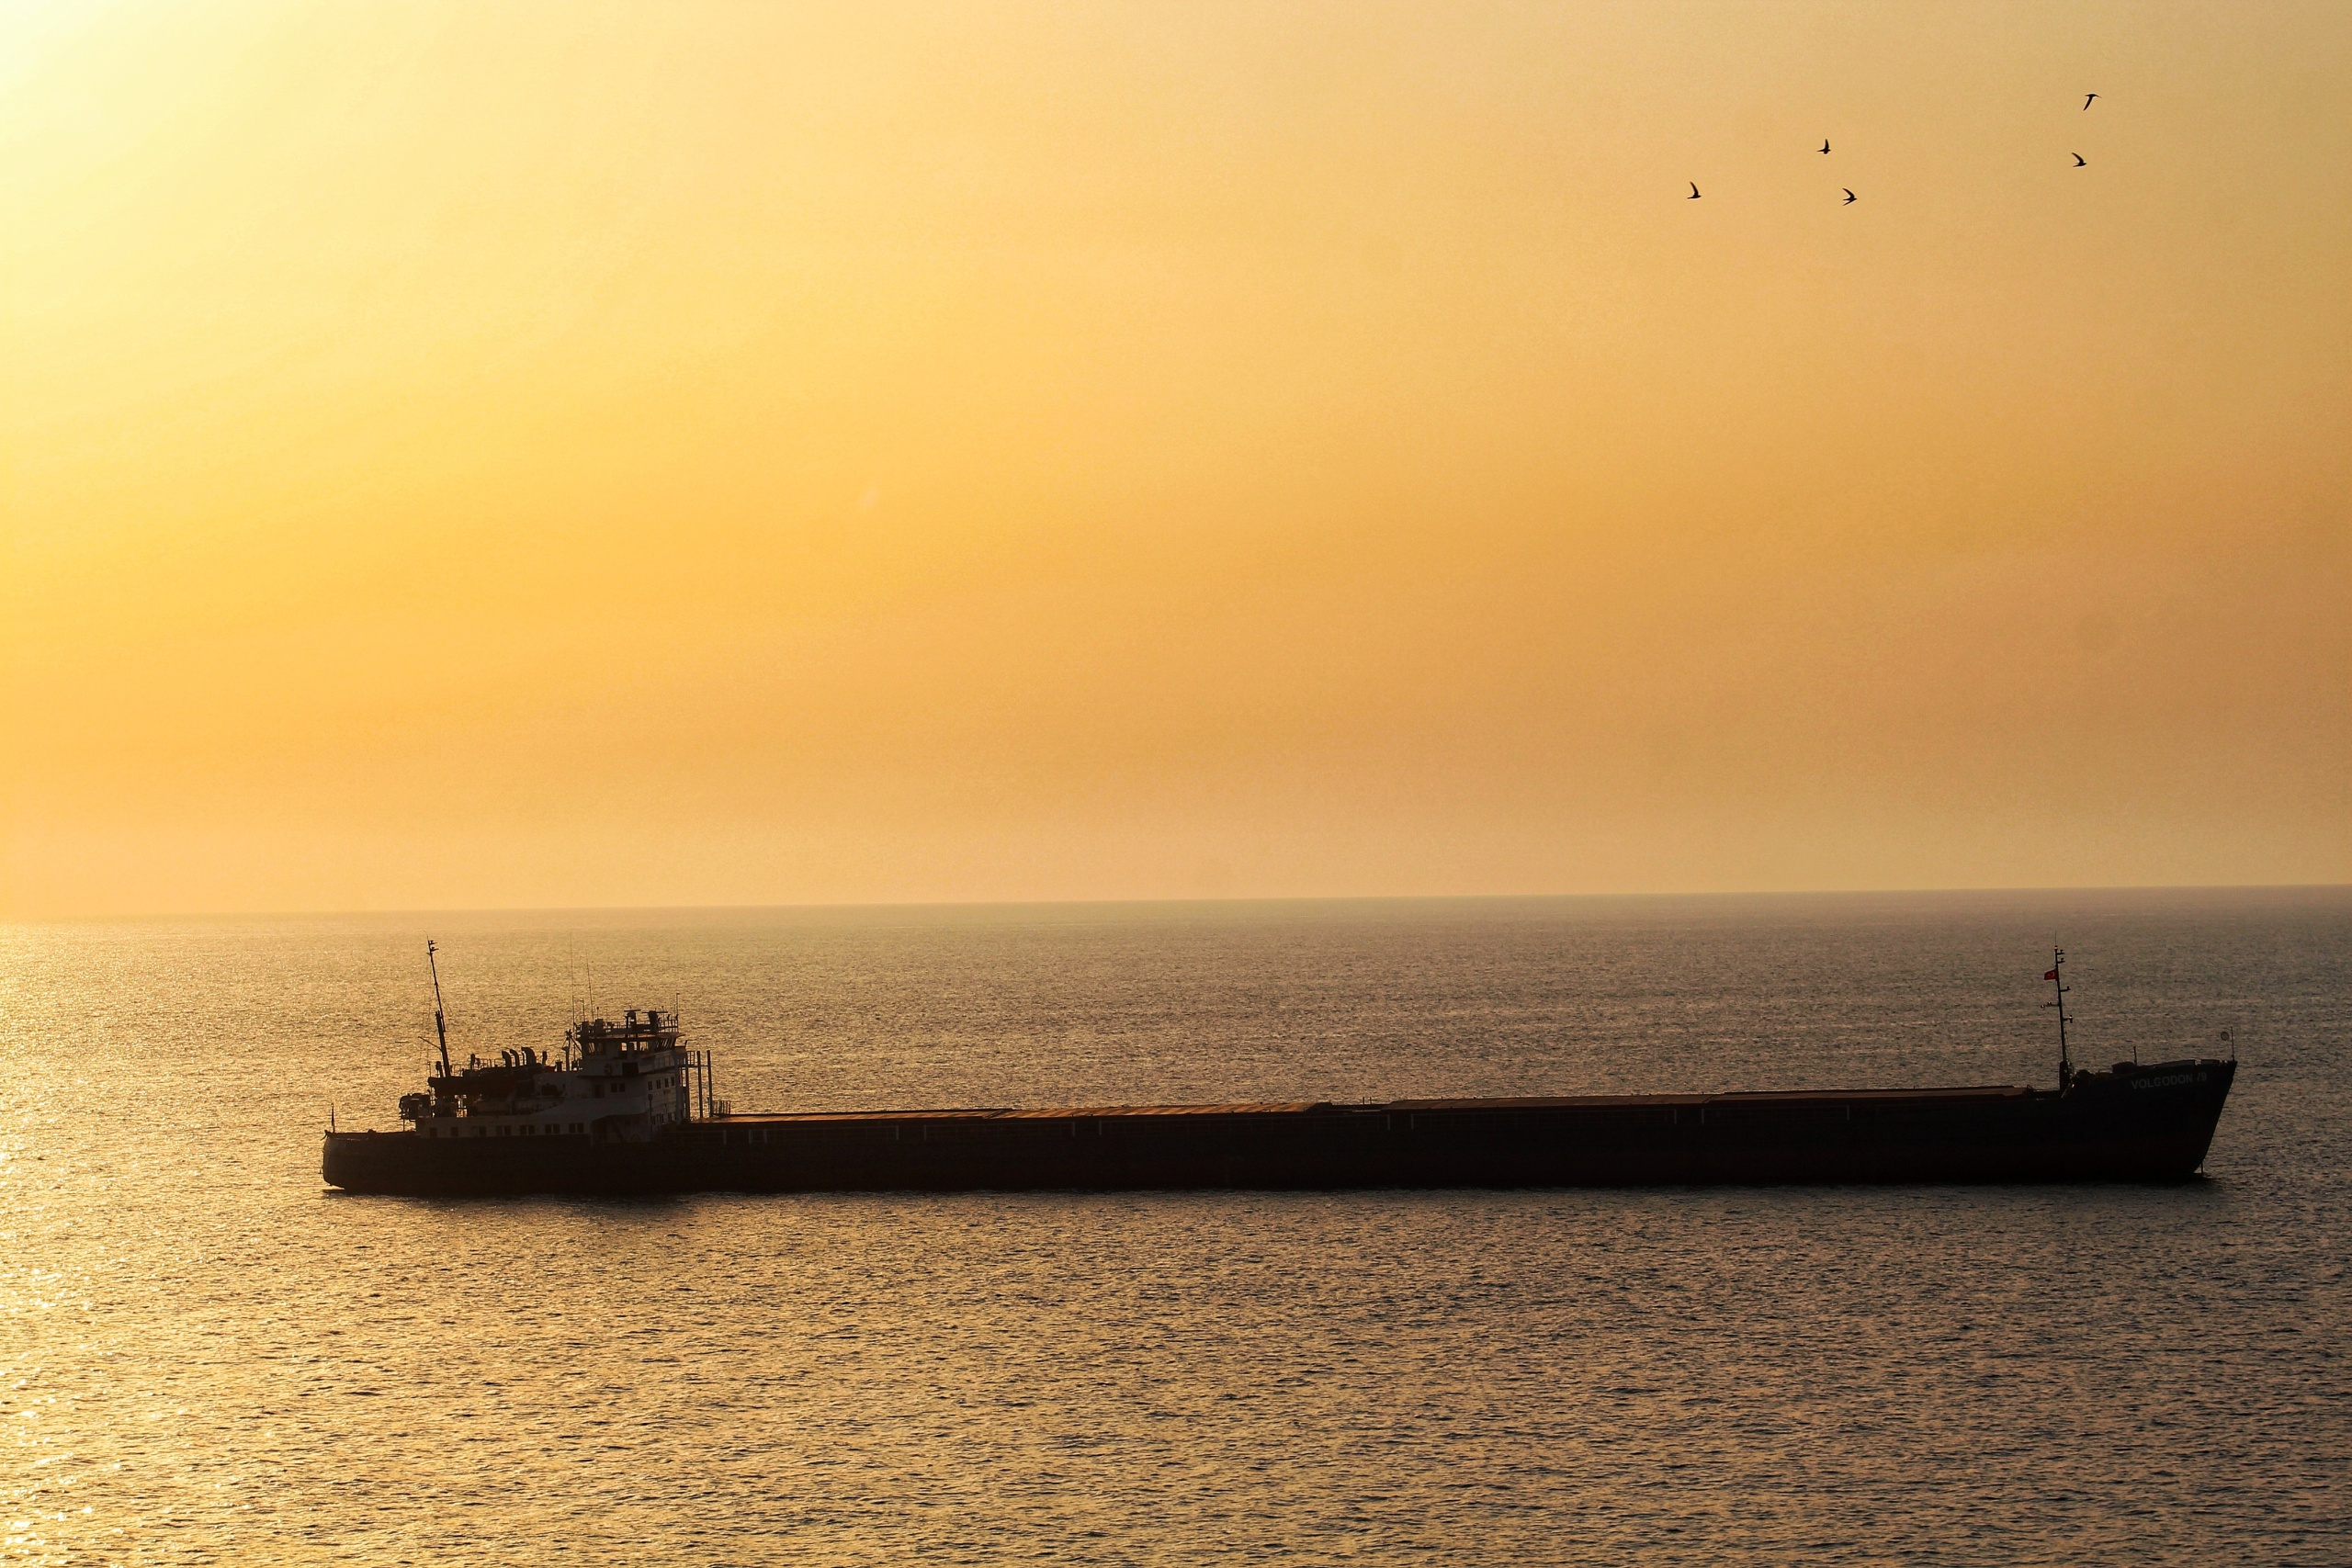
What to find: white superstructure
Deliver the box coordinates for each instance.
[400,1006,707,1144]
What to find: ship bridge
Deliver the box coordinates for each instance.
[397,1004,714,1144]
[571,1009,683,1058]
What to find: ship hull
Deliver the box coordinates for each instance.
[322,1059,2234,1198]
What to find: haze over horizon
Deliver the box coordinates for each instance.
[5,1,2346,919]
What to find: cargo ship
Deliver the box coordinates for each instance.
[322,943,2236,1197]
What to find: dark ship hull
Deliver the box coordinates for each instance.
[323,1057,2234,1198]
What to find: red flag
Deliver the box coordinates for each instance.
[2043,968,2060,980]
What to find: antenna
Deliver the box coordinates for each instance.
[2043,947,2072,1089]
[427,939,454,1080]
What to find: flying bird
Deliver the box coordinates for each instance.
[1688,181,1702,199]
[2083,93,2098,109]
[1842,188,1857,204]
[1820,140,1831,153]
[2073,152,2086,166]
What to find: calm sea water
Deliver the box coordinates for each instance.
[3,889,2346,1565]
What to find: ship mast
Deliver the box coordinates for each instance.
[427,939,454,1080]
[2045,946,2072,1089]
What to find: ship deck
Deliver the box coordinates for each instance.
[706,1084,2039,1126]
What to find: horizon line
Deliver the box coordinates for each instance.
[10,881,2346,925]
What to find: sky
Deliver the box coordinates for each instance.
[2,0,2346,918]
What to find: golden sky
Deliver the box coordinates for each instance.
[3,1,2346,916]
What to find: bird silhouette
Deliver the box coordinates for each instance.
[2083,93,2098,110]
[2073,152,2086,166]
[1820,140,1831,153]
[1688,181,1701,199]
[1842,188,1857,204]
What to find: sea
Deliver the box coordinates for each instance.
[3,887,2346,1566]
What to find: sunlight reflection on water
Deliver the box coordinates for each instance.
[3,890,2346,1563]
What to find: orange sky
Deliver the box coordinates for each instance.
[3,1,2346,917]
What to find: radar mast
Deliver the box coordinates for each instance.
[2045,947,2072,1088]
[427,940,454,1080]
